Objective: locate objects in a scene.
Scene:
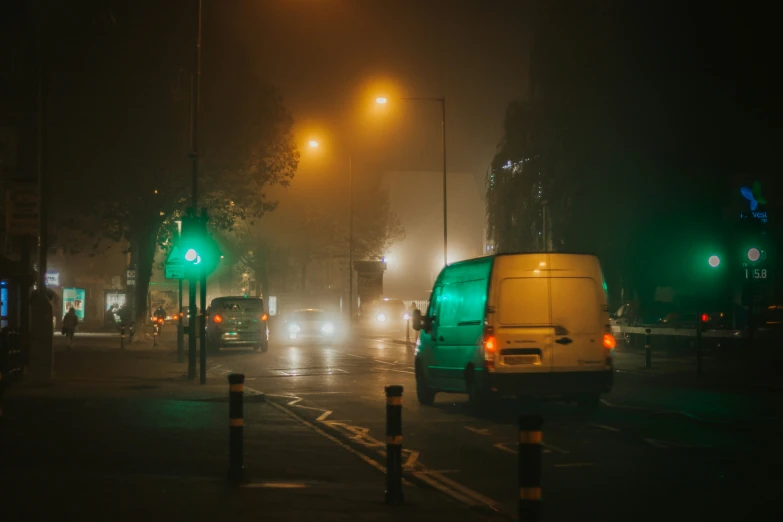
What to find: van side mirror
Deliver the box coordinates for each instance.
[412,309,423,331]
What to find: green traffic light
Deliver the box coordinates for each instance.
[708,255,721,268]
[185,248,198,262]
[747,247,761,262]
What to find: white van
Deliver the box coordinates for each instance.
[412,253,615,410]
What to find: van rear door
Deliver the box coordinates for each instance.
[493,271,553,373]
[549,273,604,372]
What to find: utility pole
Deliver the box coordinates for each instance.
[541,200,548,252]
[348,154,354,325]
[441,97,447,268]
[186,0,203,381]
[30,4,53,381]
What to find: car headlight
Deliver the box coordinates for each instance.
[377,313,386,322]
[288,323,301,333]
[321,322,335,334]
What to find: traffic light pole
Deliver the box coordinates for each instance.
[188,277,197,380]
[177,278,184,363]
[200,264,207,385]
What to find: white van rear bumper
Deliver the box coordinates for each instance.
[482,369,613,396]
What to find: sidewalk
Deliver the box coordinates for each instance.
[0,344,494,522]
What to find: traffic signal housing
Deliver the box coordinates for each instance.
[179,214,221,276]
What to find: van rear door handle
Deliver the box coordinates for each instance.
[555,337,573,345]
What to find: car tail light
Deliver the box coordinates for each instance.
[213,314,223,324]
[483,325,497,370]
[261,313,268,321]
[700,313,709,324]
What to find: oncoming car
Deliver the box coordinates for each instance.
[285,309,339,344]
[367,299,407,329]
[206,296,269,353]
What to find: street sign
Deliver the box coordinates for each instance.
[165,245,186,280]
[165,261,185,280]
[126,269,136,286]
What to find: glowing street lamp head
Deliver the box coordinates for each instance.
[708,255,721,268]
[747,247,761,262]
[308,140,319,149]
[375,97,388,105]
[185,248,198,263]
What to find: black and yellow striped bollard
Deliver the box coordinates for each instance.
[228,373,245,484]
[385,385,404,505]
[519,414,543,521]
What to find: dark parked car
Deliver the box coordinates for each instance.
[206,296,268,353]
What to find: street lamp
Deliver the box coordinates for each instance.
[376,95,447,267]
[308,140,319,149]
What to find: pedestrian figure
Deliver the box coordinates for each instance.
[62,307,79,350]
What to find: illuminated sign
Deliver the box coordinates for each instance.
[739,181,769,223]
[45,272,60,287]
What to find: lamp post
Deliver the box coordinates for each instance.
[376,96,447,267]
[308,141,355,325]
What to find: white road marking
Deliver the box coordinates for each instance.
[404,451,420,469]
[316,410,332,422]
[464,426,490,435]
[494,443,518,455]
[373,359,395,365]
[643,438,669,449]
[342,353,368,359]
[494,442,553,455]
[591,423,621,432]
[373,367,415,374]
[554,462,594,468]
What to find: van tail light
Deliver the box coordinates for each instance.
[213,314,223,324]
[483,325,497,370]
[261,313,268,321]
[603,328,615,367]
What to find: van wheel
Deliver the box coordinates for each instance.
[577,393,601,412]
[415,364,436,406]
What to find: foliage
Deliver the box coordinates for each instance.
[46,2,299,321]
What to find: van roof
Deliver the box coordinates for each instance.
[437,253,601,285]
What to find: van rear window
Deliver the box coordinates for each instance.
[213,299,264,313]
[498,278,549,325]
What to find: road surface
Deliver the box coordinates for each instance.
[201,325,782,521]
